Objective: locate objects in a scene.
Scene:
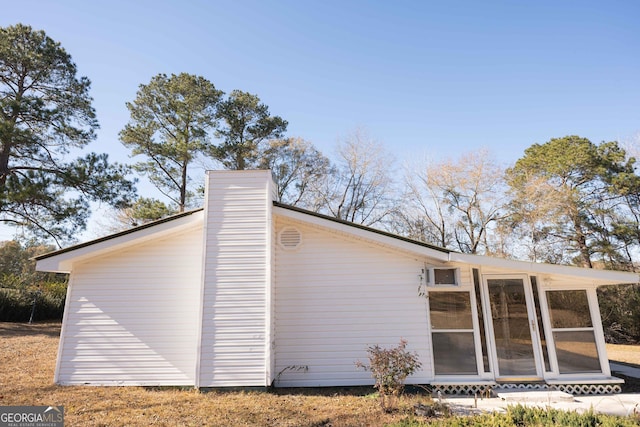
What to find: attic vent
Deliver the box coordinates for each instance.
[279,227,302,250]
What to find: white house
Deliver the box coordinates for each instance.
[36,170,639,395]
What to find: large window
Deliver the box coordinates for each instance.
[429,291,477,375]
[546,290,601,374]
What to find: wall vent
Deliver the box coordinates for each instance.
[278,227,302,250]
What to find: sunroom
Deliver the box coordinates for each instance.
[426,261,627,395]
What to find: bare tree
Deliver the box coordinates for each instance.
[396,149,508,254]
[313,129,396,227]
[395,160,452,248]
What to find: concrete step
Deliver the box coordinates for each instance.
[495,389,575,403]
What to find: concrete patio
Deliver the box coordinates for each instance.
[437,361,640,417]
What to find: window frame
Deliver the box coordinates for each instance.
[426,267,461,287]
[426,287,486,379]
[542,287,607,376]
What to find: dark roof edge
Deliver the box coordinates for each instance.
[273,201,450,254]
[34,208,204,261]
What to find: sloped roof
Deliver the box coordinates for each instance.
[34,201,640,285]
[273,201,450,254]
[35,208,204,261]
[273,203,639,285]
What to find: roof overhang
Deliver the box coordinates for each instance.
[451,252,639,286]
[274,203,639,287]
[35,209,204,273]
[34,197,640,288]
[273,204,451,262]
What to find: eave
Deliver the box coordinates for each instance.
[35,209,204,273]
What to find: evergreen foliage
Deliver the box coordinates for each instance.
[120,73,223,212]
[0,24,136,245]
[214,90,288,170]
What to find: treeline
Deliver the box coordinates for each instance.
[4,23,640,272]
[2,24,640,340]
[0,241,67,322]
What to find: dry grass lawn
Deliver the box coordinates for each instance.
[0,322,440,426]
[3,322,640,426]
[607,343,640,366]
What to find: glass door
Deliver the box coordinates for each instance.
[485,276,542,380]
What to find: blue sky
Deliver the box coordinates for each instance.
[2,0,639,239]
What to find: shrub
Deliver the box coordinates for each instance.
[356,338,422,412]
[598,284,640,343]
[0,240,67,322]
[0,279,67,322]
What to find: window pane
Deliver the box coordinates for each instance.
[429,292,473,329]
[547,290,593,328]
[432,332,478,375]
[434,268,457,285]
[488,279,537,377]
[553,331,601,373]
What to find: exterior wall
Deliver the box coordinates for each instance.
[55,225,203,386]
[198,170,273,387]
[274,217,433,387]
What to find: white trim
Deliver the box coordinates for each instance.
[194,178,211,389]
[483,274,544,381]
[37,211,205,273]
[264,176,274,387]
[53,274,74,384]
[452,253,639,285]
[473,266,494,379]
[534,281,558,376]
[273,206,450,262]
[589,288,611,377]
[431,380,496,385]
[427,266,461,287]
[546,377,624,385]
[469,286,485,377]
[274,206,639,286]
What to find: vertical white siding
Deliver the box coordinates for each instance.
[56,226,203,385]
[274,218,433,387]
[198,170,272,387]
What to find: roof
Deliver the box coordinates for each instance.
[273,201,450,254]
[273,203,639,285]
[34,200,640,285]
[34,208,204,261]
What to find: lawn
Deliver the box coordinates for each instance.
[2,322,639,426]
[0,322,440,426]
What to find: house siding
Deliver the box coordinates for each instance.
[198,170,272,387]
[55,225,203,386]
[274,218,433,387]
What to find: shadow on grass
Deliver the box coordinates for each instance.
[152,385,380,397]
[0,321,61,338]
[615,374,640,393]
[188,385,434,398]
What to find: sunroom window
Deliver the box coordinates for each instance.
[429,291,477,375]
[546,290,601,374]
